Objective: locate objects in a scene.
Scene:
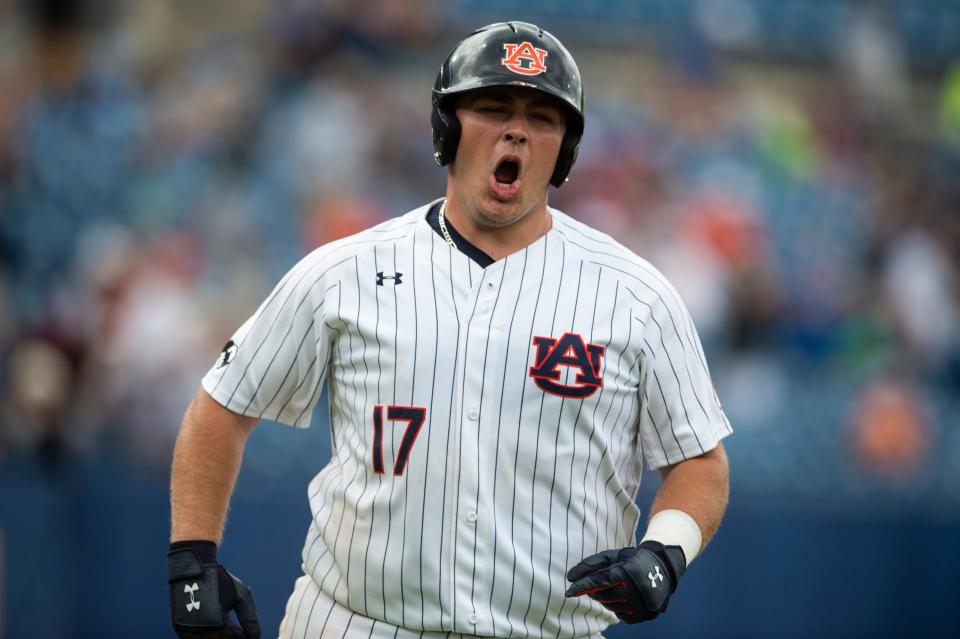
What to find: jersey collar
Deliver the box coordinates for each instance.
[426,200,495,268]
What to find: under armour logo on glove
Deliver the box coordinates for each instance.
[648,565,663,588]
[168,541,261,638]
[565,540,686,624]
[184,583,201,611]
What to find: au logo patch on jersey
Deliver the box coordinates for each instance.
[528,333,605,398]
[502,41,548,76]
[216,339,238,369]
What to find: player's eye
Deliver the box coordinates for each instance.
[532,111,561,126]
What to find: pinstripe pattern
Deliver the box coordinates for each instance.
[515,240,566,635]
[200,203,731,638]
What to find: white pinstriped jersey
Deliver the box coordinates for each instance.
[201,200,732,639]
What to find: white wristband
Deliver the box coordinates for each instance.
[640,509,703,567]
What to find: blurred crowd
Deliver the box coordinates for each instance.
[0,0,958,499]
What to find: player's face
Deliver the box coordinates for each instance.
[450,87,566,228]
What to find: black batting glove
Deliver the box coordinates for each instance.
[167,541,261,638]
[565,540,686,624]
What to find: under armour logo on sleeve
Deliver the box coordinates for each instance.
[216,340,238,369]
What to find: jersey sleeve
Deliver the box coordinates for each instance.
[637,282,732,470]
[201,257,334,428]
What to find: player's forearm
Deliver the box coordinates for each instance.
[170,387,258,544]
[648,443,729,551]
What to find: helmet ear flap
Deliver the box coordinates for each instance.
[431,96,461,167]
[550,131,580,187]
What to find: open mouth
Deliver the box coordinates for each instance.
[494,157,521,187]
[489,154,522,200]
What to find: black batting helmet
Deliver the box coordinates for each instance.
[431,21,584,187]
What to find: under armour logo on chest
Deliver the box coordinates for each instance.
[377,272,403,286]
[184,582,201,611]
[648,565,664,588]
[528,332,605,399]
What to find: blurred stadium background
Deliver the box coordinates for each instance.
[1,0,959,637]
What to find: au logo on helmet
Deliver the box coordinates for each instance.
[501,42,548,76]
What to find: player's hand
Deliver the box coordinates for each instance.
[564,540,686,624]
[167,541,261,638]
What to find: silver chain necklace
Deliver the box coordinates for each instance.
[437,200,455,248]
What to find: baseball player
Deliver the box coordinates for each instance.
[168,21,731,639]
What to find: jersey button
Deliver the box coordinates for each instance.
[467,408,479,421]
[468,614,478,625]
[466,511,478,523]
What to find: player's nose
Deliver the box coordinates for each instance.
[503,127,528,145]
[502,112,529,145]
